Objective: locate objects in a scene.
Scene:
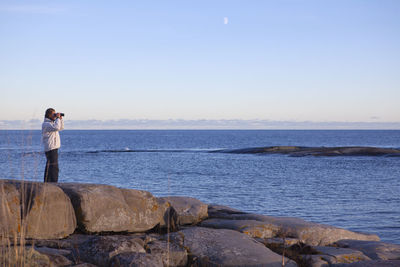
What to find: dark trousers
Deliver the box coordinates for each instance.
[44,149,59,183]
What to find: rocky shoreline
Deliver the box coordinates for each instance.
[1,179,399,266]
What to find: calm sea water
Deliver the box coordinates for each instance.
[1,130,399,244]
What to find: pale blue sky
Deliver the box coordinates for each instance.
[1,0,399,126]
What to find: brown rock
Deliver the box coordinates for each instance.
[1,180,76,239]
[58,183,164,233]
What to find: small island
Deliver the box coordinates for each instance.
[1,179,399,266]
[213,146,400,157]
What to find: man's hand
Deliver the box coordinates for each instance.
[55,113,61,119]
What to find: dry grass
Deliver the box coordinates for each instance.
[0,130,43,266]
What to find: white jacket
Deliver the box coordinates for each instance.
[42,118,64,152]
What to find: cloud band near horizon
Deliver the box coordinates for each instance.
[1,119,400,130]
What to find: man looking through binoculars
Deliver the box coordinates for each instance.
[42,108,64,182]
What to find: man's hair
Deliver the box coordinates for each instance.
[45,108,55,119]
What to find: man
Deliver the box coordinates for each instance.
[42,108,64,183]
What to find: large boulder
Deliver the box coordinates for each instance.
[333,239,400,260]
[169,226,298,266]
[159,196,208,225]
[206,204,380,246]
[58,183,165,233]
[0,179,76,239]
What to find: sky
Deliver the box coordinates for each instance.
[0,0,399,129]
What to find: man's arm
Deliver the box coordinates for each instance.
[43,117,63,132]
[60,116,64,131]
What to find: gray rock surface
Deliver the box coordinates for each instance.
[200,218,279,238]
[333,239,400,260]
[207,206,379,246]
[1,180,76,239]
[336,259,400,266]
[110,252,163,267]
[302,255,330,267]
[35,246,73,266]
[254,237,302,257]
[27,233,93,249]
[306,246,371,265]
[145,239,188,267]
[207,203,248,217]
[76,235,146,266]
[71,264,99,267]
[159,196,208,225]
[169,226,297,266]
[58,183,164,233]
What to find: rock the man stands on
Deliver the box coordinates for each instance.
[42,108,64,183]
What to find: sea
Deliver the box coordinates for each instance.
[0,130,399,244]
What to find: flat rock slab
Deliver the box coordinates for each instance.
[26,233,94,250]
[207,206,379,246]
[335,259,400,266]
[75,235,146,266]
[169,226,297,266]
[35,246,73,266]
[72,264,98,267]
[207,203,247,217]
[58,183,165,233]
[110,252,163,267]
[254,237,302,256]
[333,239,400,260]
[200,218,279,238]
[159,196,208,225]
[145,239,188,267]
[1,179,76,239]
[306,246,371,265]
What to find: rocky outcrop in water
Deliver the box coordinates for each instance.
[1,179,399,266]
[213,146,400,157]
